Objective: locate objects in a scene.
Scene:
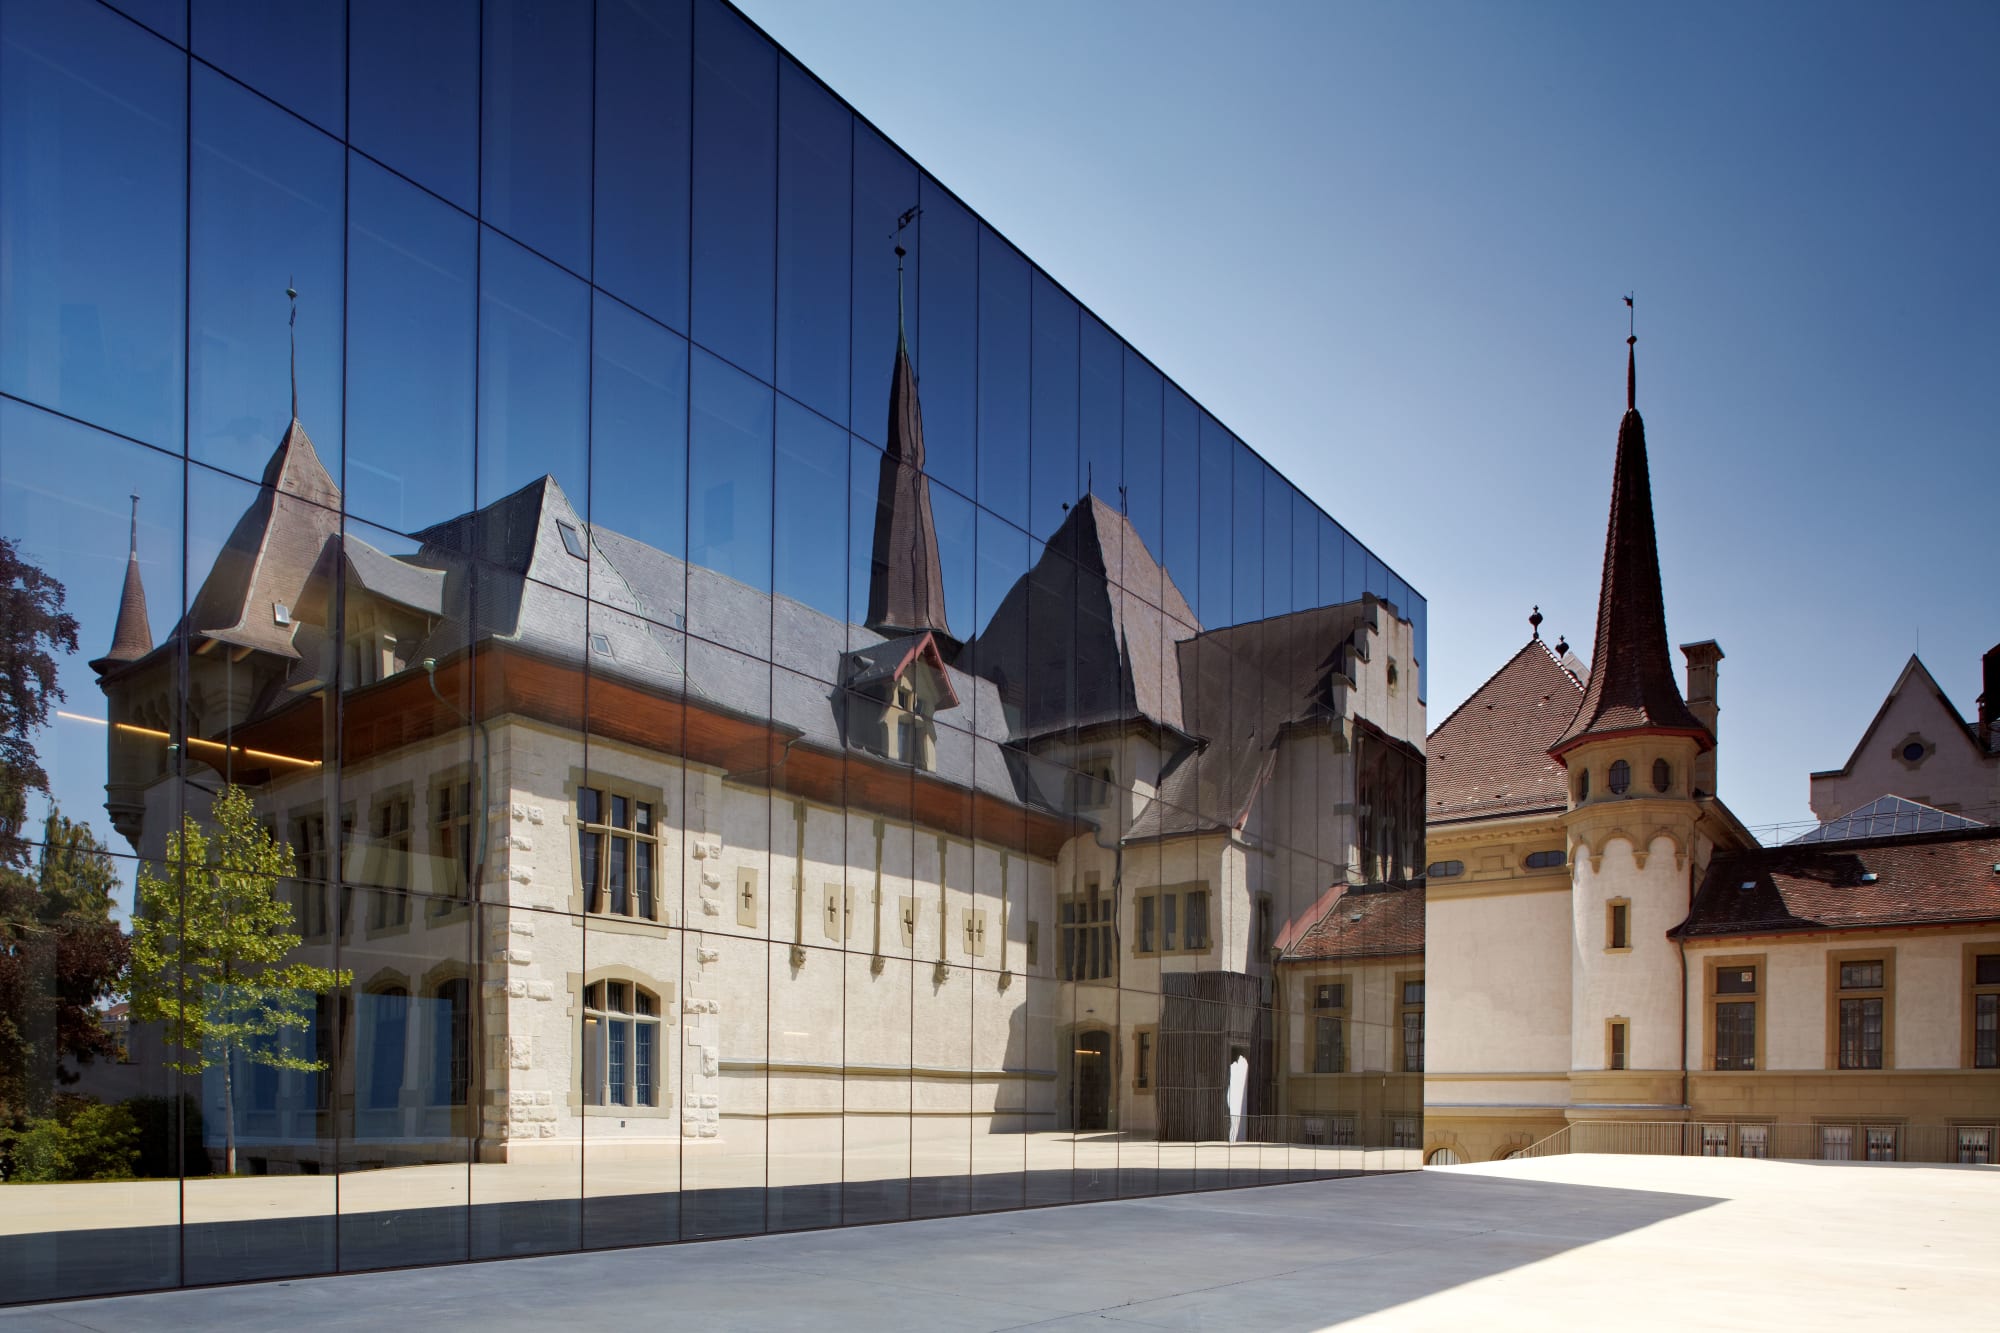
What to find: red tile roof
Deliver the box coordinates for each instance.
[1673,826,2000,939]
[1427,638,1584,823]
[1279,882,1425,961]
[1553,344,1710,758]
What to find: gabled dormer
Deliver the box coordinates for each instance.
[841,631,960,772]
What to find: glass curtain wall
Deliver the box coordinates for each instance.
[0,0,1427,1303]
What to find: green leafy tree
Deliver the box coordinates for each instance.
[4,1094,140,1182]
[0,536,80,872]
[0,810,130,1126]
[127,785,350,1174]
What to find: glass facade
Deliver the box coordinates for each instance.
[0,0,1426,1302]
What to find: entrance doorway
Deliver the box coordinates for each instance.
[1073,1030,1112,1131]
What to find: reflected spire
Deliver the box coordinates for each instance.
[287,279,299,423]
[91,493,154,674]
[867,211,952,643]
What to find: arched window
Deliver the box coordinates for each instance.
[364,985,409,1112]
[1577,769,1591,802]
[1427,1147,1462,1166]
[1652,758,1671,793]
[584,980,660,1107]
[431,977,470,1107]
[1608,759,1631,795]
[1426,860,1465,879]
[1524,849,1567,870]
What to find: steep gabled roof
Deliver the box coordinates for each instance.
[1552,341,1709,758]
[1673,826,2000,938]
[1278,881,1425,961]
[182,419,341,658]
[1809,655,1988,780]
[91,497,154,673]
[1429,637,1586,824]
[865,324,951,640]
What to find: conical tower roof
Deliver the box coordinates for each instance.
[1552,338,1710,758]
[865,266,952,641]
[90,495,153,673]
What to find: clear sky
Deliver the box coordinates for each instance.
[740,0,2000,837]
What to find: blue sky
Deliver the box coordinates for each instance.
[740,0,2000,836]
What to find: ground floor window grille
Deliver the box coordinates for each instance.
[1701,1124,1728,1156]
[1864,1126,1897,1161]
[1736,1124,1768,1158]
[1819,1124,1854,1160]
[1956,1126,1993,1165]
[1391,1117,1421,1150]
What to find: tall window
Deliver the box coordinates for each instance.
[1401,978,1425,1073]
[1134,884,1210,956]
[1133,1028,1153,1092]
[1060,876,1115,981]
[1837,959,1885,1070]
[431,778,475,906]
[367,794,413,929]
[1607,900,1630,951]
[1972,954,2000,1069]
[1957,1126,1993,1165]
[1607,759,1631,795]
[365,986,409,1112]
[1608,1019,1629,1071]
[583,980,660,1107]
[1714,965,1758,1070]
[578,786,658,919]
[292,811,331,936]
[431,978,469,1107]
[1313,982,1346,1074]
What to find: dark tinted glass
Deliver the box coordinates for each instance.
[976,228,1030,528]
[346,154,476,534]
[482,0,593,273]
[596,0,692,331]
[691,0,776,378]
[1029,275,1079,538]
[1161,385,1199,616]
[773,398,848,625]
[590,295,689,560]
[477,229,590,509]
[1232,441,1262,623]
[190,67,344,482]
[1196,413,1232,625]
[777,61,852,424]
[1078,314,1121,519]
[105,0,185,44]
[1121,350,1163,605]
[688,349,775,639]
[350,0,479,211]
[1,0,185,449]
[192,0,344,136]
[915,178,977,501]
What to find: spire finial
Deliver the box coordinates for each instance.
[1529,605,1543,640]
[893,206,921,354]
[287,278,299,422]
[1623,293,1636,412]
[128,493,140,558]
[1555,633,1568,655]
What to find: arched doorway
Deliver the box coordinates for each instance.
[1072,1030,1112,1131]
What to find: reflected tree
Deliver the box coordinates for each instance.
[128,785,350,1174]
[0,536,80,871]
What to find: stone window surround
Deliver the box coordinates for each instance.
[1961,942,2000,1070]
[1396,968,1425,1074]
[1605,897,1632,953]
[1704,952,1767,1072]
[425,763,477,920]
[1606,1015,1630,1071]
[361,782,417,938]
[1304,968,1351,1076]
[563,764,669,923]
[1825,946,1895,1071]
[1891,731,1933,771]
[567,965,677,1119]
[1131,882,1213,957]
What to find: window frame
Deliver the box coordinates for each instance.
[1131,882,1213,958]
[1058,875,1116,982]
[568,770,668,923]
[1397,970,1425,1073]
[1705,953,1766,1072]
[1964,944,2000,1070]
[1825,946,1894,1071]
[1308,972,1350,1075]
[577,973,669,1114]
[362,785,416,936]
[1605,898,1632,953]
[426,764,478,918]
[1132,1024,1156,1094]
[1607,1017,1630,1071]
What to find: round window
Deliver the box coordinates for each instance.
[1902,742,1926,763]
[1608,759,1631,795]
[1652,758,1670,793]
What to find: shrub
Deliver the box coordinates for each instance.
[6,1096,140,1182]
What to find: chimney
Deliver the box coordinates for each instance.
[1981,642,2000,753]
[1680,640,1724,795]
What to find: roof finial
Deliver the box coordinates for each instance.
[1555,633,1568,655]
[128,493,140,557]
[1529,605,1543,640]
[893,206,921,354]
[287,278,299,422]
[1623,292,1636,412]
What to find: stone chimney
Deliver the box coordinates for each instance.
[1680,640,1724,795]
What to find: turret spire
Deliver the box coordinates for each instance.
[90,494,154,673]
[1550,326,1709,759]
[287,279,299,423]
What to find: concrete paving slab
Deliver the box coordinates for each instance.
[4,1155,1994,1331]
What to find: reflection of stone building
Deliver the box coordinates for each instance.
[92,321,1424,1173]
[1423,343,2000,1165]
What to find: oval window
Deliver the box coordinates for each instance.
[1652,758,1670,793]
[1608,759,1631,795]
[1901,742,1926,763]
[1577,769,1591,801]
[1426,860,1465,879]
[1525,849,1567,870]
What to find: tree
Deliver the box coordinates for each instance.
[0,810,130,1126]
[127,785,350,1174]
[0,536,80,872]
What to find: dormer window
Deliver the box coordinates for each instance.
[589,633,613,658]
[557,520,587,560]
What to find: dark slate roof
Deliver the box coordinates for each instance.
[182,419,342,659]
[1277,881,1425,961]
[294,533,447,625]
[1127,598,1388,841]
[91,501,154,672]
[1553,342,1710,757]
[1787,794,1985,845]
[1428,638,1586,824]
[865,328,952,640]
[965,494,1197,739]
[1673,826,2000,938]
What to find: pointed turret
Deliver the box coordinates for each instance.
[865,244,952,643]
[1551,336,1710,760]
[90,495,154,674]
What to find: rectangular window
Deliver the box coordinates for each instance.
[1715,1002,1757,1070]
[1701,1124,1728,1157]
[1138,896,1156,954]
[1314,983,1345,1011]
[1609,1020,1629,1071]
[431,779,475,907]
[1839,997,1884,1069]
[1400,976,1425,1073]
[1058,880,1114,982]
[1956,1126,1992,1165]
[1737,1124,1769,1159]
[1161,891,1178,952]
[1973,954,2000,1069]
[1607,900,1630,950]
[1716,966,1757,995]
[1820,1124,1854,1161]
[1184,889,1209,950]
[1134,1029,1153,1092]
[1864,1126,1897,1161]
[1313,1016,1344,1074]
[1134,884,1213,956]
[578,785,662,919]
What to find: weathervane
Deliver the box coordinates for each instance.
[287,278,299,422]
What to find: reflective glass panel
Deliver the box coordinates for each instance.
[851,126,918,444]
[477,229,591,509]
[777,60,852,425]
[595,0,693,331]
[590,295,690,562]
[690,0,776,379]
[976,228,1030,529]
[350,0,479,211]
[192,0,344,136]
[481,0,593,274]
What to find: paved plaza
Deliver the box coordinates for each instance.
[4,1153,1994,1330]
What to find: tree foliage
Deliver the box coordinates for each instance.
[3,1094,140,1182]
[0,810,130,1124]
[128,785,350,1171]
[0,536,80,872]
